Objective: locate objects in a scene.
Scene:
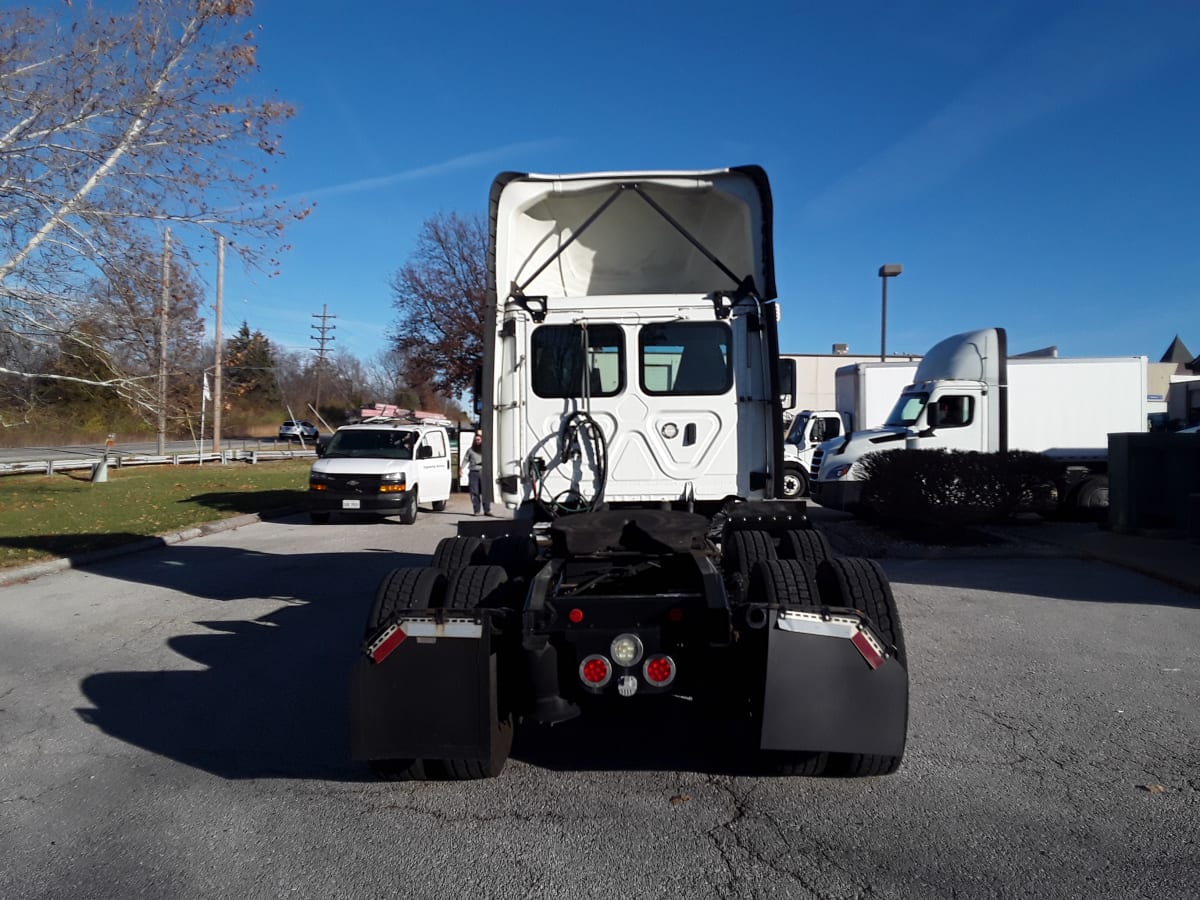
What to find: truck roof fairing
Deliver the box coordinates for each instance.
[912,328,1007,386]
[488,166,776,305]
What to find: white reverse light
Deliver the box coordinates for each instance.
[610,633,644,667]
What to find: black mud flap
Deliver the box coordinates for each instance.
[350,610,501,763]
[759,609,908,757]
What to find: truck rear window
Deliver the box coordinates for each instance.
[640,322,731,395]
[531,324,624,398]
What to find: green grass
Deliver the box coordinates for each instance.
[0,458,312,569]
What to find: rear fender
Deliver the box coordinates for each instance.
[759,608,908,757]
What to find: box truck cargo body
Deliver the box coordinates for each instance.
[834,362,920,434]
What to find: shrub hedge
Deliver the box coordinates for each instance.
[857,448,1059,527]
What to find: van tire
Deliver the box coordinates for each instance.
[399,487,418,525]
[432,499,448,512]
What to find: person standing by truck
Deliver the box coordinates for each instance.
[460,431,491,516]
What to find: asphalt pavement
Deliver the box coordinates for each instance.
[2,495,1197,595]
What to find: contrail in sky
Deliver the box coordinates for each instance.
[285,139,566,204]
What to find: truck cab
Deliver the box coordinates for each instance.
[782,410,846,499]
[483,168,783,515]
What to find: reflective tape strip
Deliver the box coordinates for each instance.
[776,609,889,668]
[776,609,861,638]
[367,624,407,664]
[394,617,484,640]
[850,630,885,670]
[365,616,483,664]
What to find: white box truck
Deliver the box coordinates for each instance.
[812,328,1147,514]
[834,361,920,434]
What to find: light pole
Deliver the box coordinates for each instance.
[878,263,902,361]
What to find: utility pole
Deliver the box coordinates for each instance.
[310,304,336,414]
[157,228,171,455]
[213,236,224,452]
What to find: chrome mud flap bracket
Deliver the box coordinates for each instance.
[759,609,908,757]
[350,610,501,763]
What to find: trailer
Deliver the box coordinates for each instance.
[812,327,1149,513]
[350,167,909,779]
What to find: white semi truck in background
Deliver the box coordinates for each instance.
[781,362,918,499]
[811,328,1148,514]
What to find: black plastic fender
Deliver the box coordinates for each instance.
[759,608,908,757]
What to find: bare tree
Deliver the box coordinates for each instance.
[388,212,486,399]
[0,0,304,423]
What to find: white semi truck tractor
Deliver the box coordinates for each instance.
[350,167,909,779]
[811,327,1148,514]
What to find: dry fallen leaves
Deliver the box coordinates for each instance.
[1139,784,1167,794]
[669,794,692,807]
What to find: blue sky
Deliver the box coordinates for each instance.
[217,0,1199,365]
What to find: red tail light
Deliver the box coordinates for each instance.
[643,655,676,687]
[579,654,611,687]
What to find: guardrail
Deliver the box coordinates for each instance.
[0,445,316,477]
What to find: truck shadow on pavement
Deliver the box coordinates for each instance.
[72,541,753,781]
[76,544,427,782]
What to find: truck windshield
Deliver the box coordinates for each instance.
[324,430,416,459]
[785,413,810,445]
[885,391,928,427]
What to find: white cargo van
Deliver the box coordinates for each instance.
[308,419,453,524]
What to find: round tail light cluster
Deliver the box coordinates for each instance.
[579,654,611,687]
[643,655,676,687]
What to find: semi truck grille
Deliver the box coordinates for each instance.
[809,448,824,482]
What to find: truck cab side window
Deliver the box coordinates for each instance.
[931,395,972,428]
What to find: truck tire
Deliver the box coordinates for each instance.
[440,564,513,778]
[782,464,808,500]
[432,499,448,512]
[815,557,906,665]
[747,558,820,607]
[398,486,418,525]
[815,557,907,777]
[309,511,330,525]
[746,559,829,776]
[1073,475,1109,511]
[432,536,485,574]
[365,566,447,637]
[723,529,777,583]
[780,529,831,567]
[363,566,447,783]
[445,564,508,610]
